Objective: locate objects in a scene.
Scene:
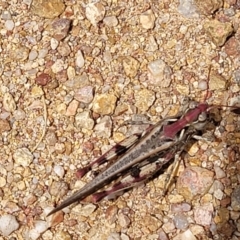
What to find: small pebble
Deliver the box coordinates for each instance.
[46,130,58,146]
[134,88,155,112]
[35,73,51,86]
[204,19,233,47]
[107,232,121,240]
[175,229,197,240]
[194,204,213,226]
[86,2,106,26]
[121,233,130,240]
[1,10,12,20]
[13,148,33,167]
[231,186,240,211]
[31,0,65,18]
[28,220,48,240]
[139,9,155,29]
[51,18,72,41]
[3,92,16,112]
[49,181,68,197]
[177,166,214,200]
[225,37,240,57]
[171,202,191,212]
[74,86,94,104]
[51,59,64,73]
[53,230,72,240]
[31,86,44,98]
[190,225,206,237]
[214,165,226,179]
[103,16,118,27]
[38,49,48,58]
[215,208,229,224]
[65,99,79,116]
[75,50,85,68]
[188,142,199,156]
[75,111,94,130]
[118,213,131,228]
[50,38,59,50]
[198,80,208,90]
[145,35,158,52]
[55,142,67,154]
[57,42,71,57]
[162,221,175,233]
[0,176,6,187]
[0,119,11,133]
[106,206,118,224]
[92,93,117,115]
[5,19,15,30]
[209,71,227,90]
[195,0,223,15]
[47,210,64,227]
[173,213,189,229]
[148,59,172,87]
[94,116,112,138]
[0,214,19,236]
[214,189,224,200]
[73,203,97,217]
[233,69,240,83]
[29,50,38,60]
[158,230,169,240]
[53,165,65,178]
[178,0,199,18]
[63,73,89,90]
[122,56,140,78]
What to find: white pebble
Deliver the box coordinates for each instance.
[198,80,208,90]
[148,59,166,77]
[28,220,48,240]
[86,2,106,26]
[38,49,48,58]
[214,165,226,179]
[5,19,15,31]
[178,0,199,18]
[53,165,65,178]
[1,11,12,20]
[103,16,118,27]
[50,38,59,50]
[214,189,224,200]
[51,59,64,73]
[179,24,188,34]
[75,50,85,68]
[13,109,26,120]
[32,177,38,184]
[0,214,19,236]
[29,50,38,61]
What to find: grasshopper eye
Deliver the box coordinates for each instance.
[198,112,207,122]
[189,101,198,109]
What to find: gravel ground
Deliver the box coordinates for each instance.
[0,0,240,239]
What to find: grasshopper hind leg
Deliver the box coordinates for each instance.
[76,133,142,179]
[91,153,176,202]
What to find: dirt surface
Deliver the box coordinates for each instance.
[0,0,240,239]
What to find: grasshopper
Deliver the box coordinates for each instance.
[47,99,218,216]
